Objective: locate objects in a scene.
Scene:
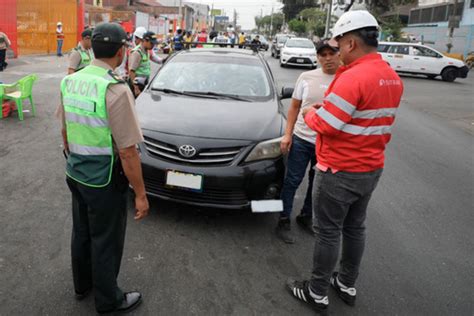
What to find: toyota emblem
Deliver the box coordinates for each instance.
[179,145,197,158]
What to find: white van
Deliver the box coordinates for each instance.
[377,42,469,82]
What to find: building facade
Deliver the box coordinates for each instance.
[0,0,85,57]
[404,0,474,56]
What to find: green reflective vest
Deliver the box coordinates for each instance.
[74,45,92,71]
[132,45,150,78]
[60,65,122,187]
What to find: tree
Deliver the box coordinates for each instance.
[255,13,285,35]
[380,16,404,41]
[288,19,307,35]
[299,8,327,38]
[279,0,322,21]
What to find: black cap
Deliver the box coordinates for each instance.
[81,29,92,39]
[143,31,158,44]
[92,22,127,45]
[316,38,338,53]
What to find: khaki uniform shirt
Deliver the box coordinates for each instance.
[0,32,11,50]
[68,42,91,71]
[129,45,146,72]
[57,59,144,151]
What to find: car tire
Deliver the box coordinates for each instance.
[271,51,274,57]
[441,67,457,82]
[280,62,285,68]
[311,65,317,69]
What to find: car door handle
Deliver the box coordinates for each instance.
[387,55,393,57]
[414,57,420,60]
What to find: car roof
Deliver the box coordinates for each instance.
[287,37,311,41]
[178,48,262,59]
[379,41,424,46]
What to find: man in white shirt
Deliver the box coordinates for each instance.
[276,39,340,244]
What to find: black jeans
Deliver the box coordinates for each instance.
[0,49,6,70]
[310,168,382,295]
[66,163,129,312]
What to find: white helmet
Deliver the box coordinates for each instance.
[332,10,378,39]
[134,26,147,39]
[57,22,62,26]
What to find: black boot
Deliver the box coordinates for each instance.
[296,213,316,236]
[275,217,295,244]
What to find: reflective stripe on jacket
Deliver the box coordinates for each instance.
[304,53,404,172]
[60,65,121,187]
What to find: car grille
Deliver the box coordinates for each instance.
[143,136,243,166]
[144,176,249,206]
[288,57,312,64]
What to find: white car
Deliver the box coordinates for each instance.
[378,42,469,82]
[280,37,317,69]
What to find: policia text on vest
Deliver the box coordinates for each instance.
[59,23,149,313]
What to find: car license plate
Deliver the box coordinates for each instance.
[297,58,304,63]
[166,170,203,191]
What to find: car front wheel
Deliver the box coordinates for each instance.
[441,68,457,82]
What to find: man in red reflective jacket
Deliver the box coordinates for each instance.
[287,11,404,314]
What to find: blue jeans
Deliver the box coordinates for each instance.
[57,39,63,56]
[310,168,383,295]
[280,135,316,218]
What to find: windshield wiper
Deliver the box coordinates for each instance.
[185,91,252,102]
[151,88,218,99]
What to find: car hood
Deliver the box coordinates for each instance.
[443,56,466,67]
[135,91,283,141]
[282,47,316,55]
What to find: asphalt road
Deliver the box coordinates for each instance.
[0,51,473,316]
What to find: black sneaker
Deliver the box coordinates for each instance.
[330,272,356,306]
[275,218,295,244]
[286,278,328,315]
[74,287,92,300]
[98,291,142,314]
[296,214,316,236]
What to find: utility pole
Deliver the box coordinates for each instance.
[178,0,183,30]
[211,2,214,30]
[324,0,333,38]
[233,9,237,29]
[270,6,274,37]
[447,0,459,53]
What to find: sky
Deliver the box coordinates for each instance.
[189,0,284,30]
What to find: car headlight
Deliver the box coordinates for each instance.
[282,51,290,56]
[245,137,283,162]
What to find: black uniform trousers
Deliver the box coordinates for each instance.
[0,49,6,70]
[66,164,129,312]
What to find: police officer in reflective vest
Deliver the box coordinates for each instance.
[68,29,93,74]
[59,22,149,314]
[128,31,157,97]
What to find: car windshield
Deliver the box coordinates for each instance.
[151,54,272,99]
[285,39,314,48]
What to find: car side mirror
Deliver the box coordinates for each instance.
[280,87,294,100]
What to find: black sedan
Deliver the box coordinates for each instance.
[135,49,293,211]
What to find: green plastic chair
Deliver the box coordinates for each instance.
[1,74,38,120]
